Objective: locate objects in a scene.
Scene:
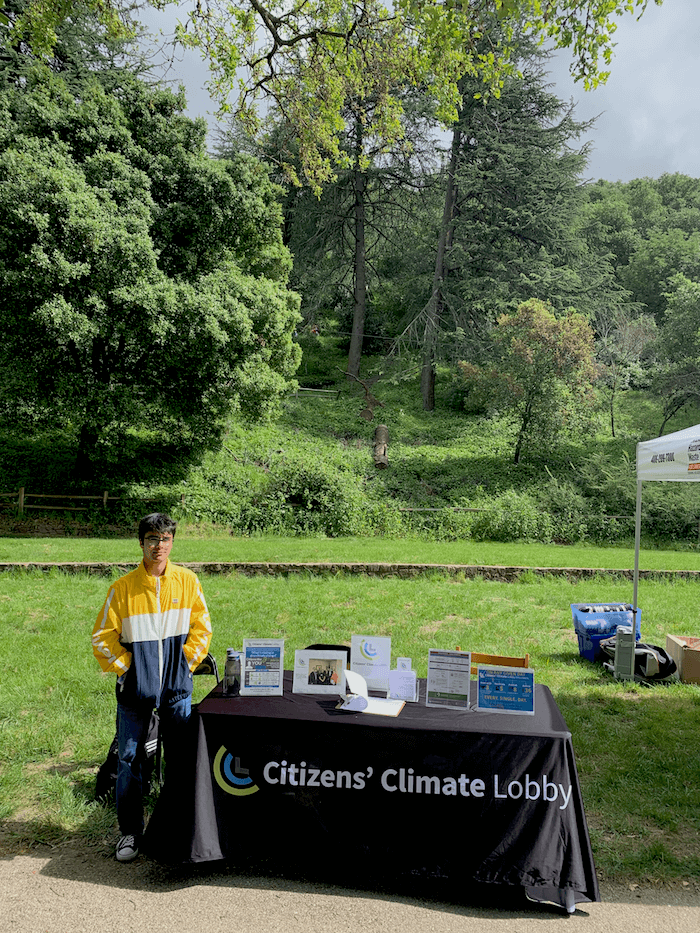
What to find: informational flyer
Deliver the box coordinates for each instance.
[350,635,392,691]
[426,648,472,710]
[476,667,535,716]
[387,669,419,702]
[241,639,285,696]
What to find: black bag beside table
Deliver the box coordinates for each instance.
[144,672,599,913]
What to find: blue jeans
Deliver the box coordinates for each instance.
[116,696,191,837]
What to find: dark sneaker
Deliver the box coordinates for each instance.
[116,834,139,862]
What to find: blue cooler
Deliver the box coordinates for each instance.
[570,603,641,662]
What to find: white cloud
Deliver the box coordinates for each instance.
[136,0,699,181]
[547,0,700,181]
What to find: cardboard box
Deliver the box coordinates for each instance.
[666,634,700,685]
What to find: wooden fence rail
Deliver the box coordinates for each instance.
[294,387,342,400]
[1,488,120,515]
[0,487,636,525]
[396,507,634,521]
[1,488,187,517]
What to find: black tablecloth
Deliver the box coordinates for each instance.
[144,672,599,907]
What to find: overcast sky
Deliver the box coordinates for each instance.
[140,0,699,184]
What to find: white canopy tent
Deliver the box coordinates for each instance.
[634,423,700,608]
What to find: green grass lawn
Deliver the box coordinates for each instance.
[2,533,700,573]
[1,558,699,882]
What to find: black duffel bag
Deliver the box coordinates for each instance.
[599,635,678,685]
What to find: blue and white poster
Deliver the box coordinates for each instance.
[241,639,285,696]
[476,667,535,716]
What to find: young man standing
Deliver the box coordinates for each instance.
[92,513,212,862]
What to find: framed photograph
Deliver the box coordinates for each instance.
[293,649,347,695]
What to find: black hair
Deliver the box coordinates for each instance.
[138,513,177,544]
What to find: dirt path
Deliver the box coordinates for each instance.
[2,842,700,933]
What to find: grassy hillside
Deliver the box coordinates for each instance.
[3,336,700,546]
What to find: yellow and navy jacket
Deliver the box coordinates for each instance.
[92,560,212,707]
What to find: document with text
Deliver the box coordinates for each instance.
[426,648,472,710]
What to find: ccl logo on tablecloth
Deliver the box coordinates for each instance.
[213,747,259,796]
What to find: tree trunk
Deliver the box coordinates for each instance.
[73,423,99,483]
[420,355,435,411]
[373,424,389,469]
[609,390,616,438]
[513,435,522,465]
[421,121,461,410]
[514,399,534,465]
[347,118,367,380]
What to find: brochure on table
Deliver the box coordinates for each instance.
[293,649,347,695]
[387,658,419,702]
[476,666,535,715]
[337,669,405,717]
[350,635,392,691]
[425,648,472,710]
[240,638,285,696]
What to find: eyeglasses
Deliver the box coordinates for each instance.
[143,535,173,548]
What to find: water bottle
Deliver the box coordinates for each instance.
[223,649,241,696]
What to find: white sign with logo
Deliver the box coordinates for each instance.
[350,635,392,691]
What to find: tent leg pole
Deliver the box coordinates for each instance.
[633,480,642,611]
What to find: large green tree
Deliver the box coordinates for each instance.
[577,180,641,270]
[0,68,300,480]
[262,85,439,379]
[459,299,596,463]
[652,274,700,434]
[0,0,147,87]
[580,175,700,322]
[438,61,594,341]
[620,226,700,321]
[383,38,624,409]
[10,1,663,187]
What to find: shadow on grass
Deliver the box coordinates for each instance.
[553,681,700,883]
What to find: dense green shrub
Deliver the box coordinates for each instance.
[641,484,700,541]
[241,457,367,537]
[537,474,590,544]
[470,489,555,543]
[577,450,638,516]
[401,509,475,541]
